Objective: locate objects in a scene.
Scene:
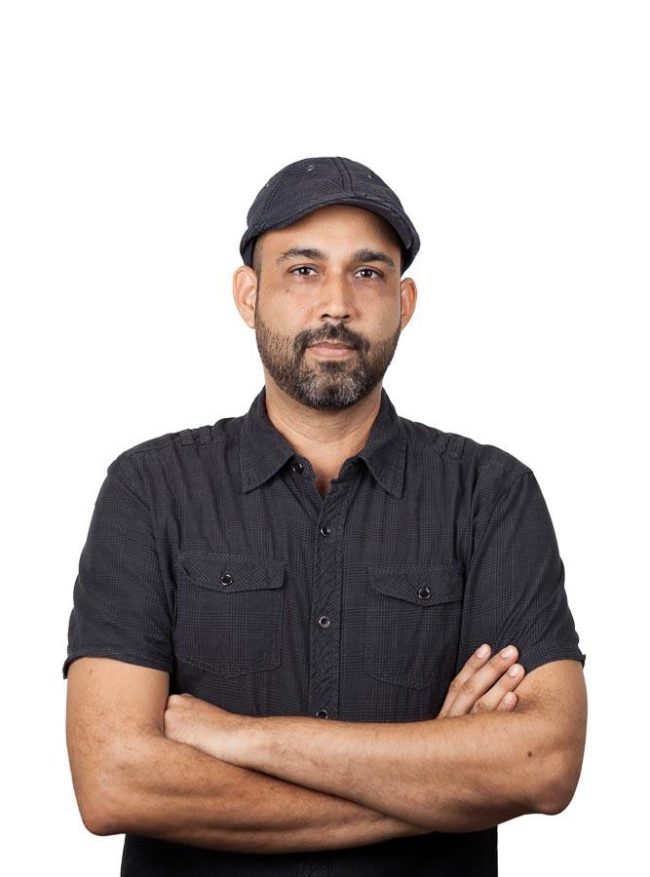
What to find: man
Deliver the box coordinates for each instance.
[63,156,587,876]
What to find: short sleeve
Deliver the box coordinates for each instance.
[458,469,586,675]
[62,453,174,679]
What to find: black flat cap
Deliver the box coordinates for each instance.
[239,156,420,274]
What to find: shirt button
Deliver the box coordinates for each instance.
[319,525,332,536]
[315,709,329,718]
[221,573,233,586]
[417,586,431,600]
[291,460,304,474]
[318,615,331,628]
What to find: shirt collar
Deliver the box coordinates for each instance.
[239,385,406,498]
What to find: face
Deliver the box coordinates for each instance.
[237,204,416,411]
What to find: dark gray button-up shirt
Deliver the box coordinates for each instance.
[63,385,586,876]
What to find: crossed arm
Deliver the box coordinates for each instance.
[66,644,586,851]
[66,657,427,853]
[163,656,587,833]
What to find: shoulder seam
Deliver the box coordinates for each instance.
[487,467,536,514]
[474,467,534,556]
[112,428,230,462]
[401,421,466,460]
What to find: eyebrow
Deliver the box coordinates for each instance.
[276,247,396,269]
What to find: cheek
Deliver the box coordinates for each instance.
[370,304,402,338]
[282,293,311,320]
[263,284,310,319]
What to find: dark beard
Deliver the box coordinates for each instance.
[254,311,401,411]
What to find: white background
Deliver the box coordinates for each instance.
[2,1,648,874]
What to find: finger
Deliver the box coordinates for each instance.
[437,644,493,719]
[496,691,518,711]
[445,645,521,718]
[469,662,526,715]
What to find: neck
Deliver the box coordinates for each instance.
[262,377,382,493]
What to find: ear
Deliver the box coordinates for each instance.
[399,276,417,331]
[232,265,258,329]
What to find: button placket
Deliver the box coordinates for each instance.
[308,489,348,722]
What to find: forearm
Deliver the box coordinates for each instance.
[219,708,564,833]
[100,731,429,853]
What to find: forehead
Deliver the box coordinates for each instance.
[262,204,402,254]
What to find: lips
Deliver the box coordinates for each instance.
[309,342,354,349]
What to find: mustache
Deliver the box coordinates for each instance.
[300,323,365,351]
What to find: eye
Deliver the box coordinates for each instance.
[288,265,383,279]
[356,267,383,279]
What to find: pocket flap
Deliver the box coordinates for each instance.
[368,562,463,606]
[178,551,285,593]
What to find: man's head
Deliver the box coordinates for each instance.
[233,157,419,411]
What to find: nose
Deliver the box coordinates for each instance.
[317,273,355,322]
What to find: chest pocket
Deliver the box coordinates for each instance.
[175,551,285,677]
[363,562,464,690]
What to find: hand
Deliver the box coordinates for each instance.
[164,693,251,762]
[436,644,525,719]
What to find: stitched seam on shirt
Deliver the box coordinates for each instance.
[117,454,174,627]
[470,468,533,567]
[408,431,466,461]
[65,649,172,667]
[175,650,281,676]
[119,433,229,463]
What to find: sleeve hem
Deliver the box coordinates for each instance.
[520,646,587,675]
[62,649,173,679]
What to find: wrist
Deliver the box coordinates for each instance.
[231,713,272,769]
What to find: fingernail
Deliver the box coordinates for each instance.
[508,664,522,676]
[476,644,490,658]
[501,645,516,658]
